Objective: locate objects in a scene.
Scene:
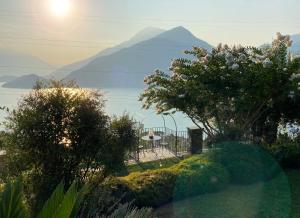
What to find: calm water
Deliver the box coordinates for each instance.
[0,83,193,131]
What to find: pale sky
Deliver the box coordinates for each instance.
[0,0,299,66]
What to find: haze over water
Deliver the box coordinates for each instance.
[0,84,193,131]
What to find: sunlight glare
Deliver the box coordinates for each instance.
[50,0,72,18]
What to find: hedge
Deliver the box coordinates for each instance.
[206,141,282,184]
[116,155,229,207]
[84,142,282,209]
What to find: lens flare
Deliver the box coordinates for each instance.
[50,0,72,18]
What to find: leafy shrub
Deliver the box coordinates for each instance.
[97,155,230,208]
[206,141,281,184]
[4,81,139,212]
[5,81,111,210]
[123,169,178,207]
[264,134,300,168]
[0,179,86,218]
[79,175,135,217]
[104,203,154,218]
[0,179,27,218]
[172,158,230,200]
[105,114,138,173]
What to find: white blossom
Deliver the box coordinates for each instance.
[225,52,234,64]
[230,63,239,70]
[290,73,300,81]
[262,58,273,68]
[178,94,186,98]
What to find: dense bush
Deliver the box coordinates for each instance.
[123,169,178,207]
[206,141,282,184]
[172,157,230,200]
[104,114,138,173]
[264,134,300,168]
[4,81,112,211]
[88,155,230,208]
[3,81,138,213]
[79,175,135,217]
[78,142,282,210]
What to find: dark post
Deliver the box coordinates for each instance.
[169,114,178,156]
[188,127,203,154]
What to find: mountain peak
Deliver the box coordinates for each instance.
[155,26,206,46]
[128,27,165,43]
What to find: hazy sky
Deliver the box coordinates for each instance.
[0,0,299,66]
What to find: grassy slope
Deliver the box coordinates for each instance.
[156,170,300,218]
[116,157,182,176]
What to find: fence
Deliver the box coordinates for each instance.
[129,126,191,162]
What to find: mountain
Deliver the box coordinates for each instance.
[49,27,165,79]
[0,49,54,77]
[65,26,213,88]
[0,75,17,83]
[2,74,46,89]
[291,34,300,54]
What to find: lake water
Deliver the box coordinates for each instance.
[0,83,194,131]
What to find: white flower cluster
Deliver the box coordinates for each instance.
[290,73,300,81]
[262,58,273,68]
[273,32,293,47]
[230,63,239,70]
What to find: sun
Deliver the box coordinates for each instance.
[50,0,72,18]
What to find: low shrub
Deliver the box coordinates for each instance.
[172,158,230,200]
[206,141,281,184]
[119,155,228,207]
[83,142,281,209]
[79,175,135,217]
[123,169,178,207]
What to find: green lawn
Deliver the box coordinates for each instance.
[156,170,300,218]
[116,157,182,176]
[127,157,181,173]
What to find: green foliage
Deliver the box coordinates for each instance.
[76,143,282,211]
[172,158,229,200]
[124,169,178,207]
[105,114,138,172]
[206,141,282,184]
[0,131,5,150]
[140,33,300,143]
[4,80,111,210]
[0,179,27,218]
[78,174,136,217]
[105,203,154,218]
[0,180,87,218]
[97,155,229,208]
[37,181,87,218]
[264,134,300,168]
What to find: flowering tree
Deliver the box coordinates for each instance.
[140,33,300,143]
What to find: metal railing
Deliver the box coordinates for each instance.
[130,126,191,161]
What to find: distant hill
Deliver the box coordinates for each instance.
[0,75,17,82]
[49,27,165,79]
[2,74,46,89]
[291,34,300,54]
[0,49,54,77]
[65,26,213,88]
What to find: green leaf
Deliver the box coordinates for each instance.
[37,182,65,218]
[0,179,27,218]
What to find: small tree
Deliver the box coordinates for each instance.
[105,114,138,173]
[140,33,300,143]
[5,80,111,210]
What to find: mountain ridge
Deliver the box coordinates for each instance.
[49,27,165,79]
[64,26,213,88]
